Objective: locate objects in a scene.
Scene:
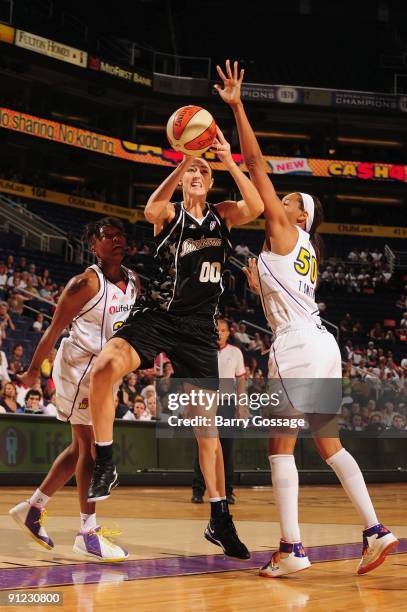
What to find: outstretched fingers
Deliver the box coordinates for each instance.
[216,64,228,82]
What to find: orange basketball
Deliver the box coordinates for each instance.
[166,105,217,156]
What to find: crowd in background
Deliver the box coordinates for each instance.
[0,241,406,433]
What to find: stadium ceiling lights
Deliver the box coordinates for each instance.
[337,136,402,148]
[336,194,402,204]
[254,131,311,140]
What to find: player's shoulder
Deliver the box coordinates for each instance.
[66,267,99,296]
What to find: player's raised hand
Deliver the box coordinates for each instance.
[214,59,244,107]
[242,257,260,294]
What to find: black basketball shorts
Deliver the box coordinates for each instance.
[113,308,219,384]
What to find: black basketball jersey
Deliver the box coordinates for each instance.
[136,202,232,316]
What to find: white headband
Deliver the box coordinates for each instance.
[299,192,315,233]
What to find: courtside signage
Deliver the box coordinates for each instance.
[15,29,87,67]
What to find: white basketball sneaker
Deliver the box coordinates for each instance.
[357,523,398,575]
[9,501,54,550]
[73,526,128,562]
[259,540,311,578]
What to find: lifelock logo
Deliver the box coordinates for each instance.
[109,304,131,315]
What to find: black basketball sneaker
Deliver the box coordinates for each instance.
[87,461,118,502]
[204,514,250,559]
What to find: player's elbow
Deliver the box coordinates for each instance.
[144,203,160,224]
[245,154,264,171]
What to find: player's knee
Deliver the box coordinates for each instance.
[91,353,122,385]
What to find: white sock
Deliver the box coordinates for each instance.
[209,497,222,503]
[29,488,50,508]
[95,440,113,446]
[270,454,301,543]
[80,513,97,532]
[326,448,378,529]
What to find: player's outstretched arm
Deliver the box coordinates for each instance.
[213,126,263,226]
[18,270,99,388]
[215,60,293,239]
[144,155,195,225]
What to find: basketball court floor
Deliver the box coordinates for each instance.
[1,484,406,611]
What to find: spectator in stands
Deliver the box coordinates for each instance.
[348,249,358,262]
[24,278,39,298]
[371,249,383,263]
[17,257,27,272]
[7,286,29,315]
[247,332,263,352]
[390,413,406,432]
[39,282,55,300]
[122,372,138,407]
[234,240,250,261]
[42,390,57,417]
[382,401,396,426]
[28,263,39,287]
[340,313,353,335]
[0,302,15,335]
[396,295,407,310]
[139,243,151,255]
[8,344,27,377]
[23,389,43,414]
[0,381,22,413]
[114,392,128,419]
[38,269,52,289]
[350,413,364,432]
[145,395,157,420]
[338,404,351,430]
[6,255,14,275]
[400,312,407,329]
[32,313,45,333]
[235,323,251,347]
[369,323,384,341]
[0,263,7,297]
[365,411,385,433]
[127,240,138,257]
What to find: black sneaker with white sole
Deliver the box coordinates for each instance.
[87,461,118,502]
[204,515,250,559]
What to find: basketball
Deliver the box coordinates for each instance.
[166,105,217,156]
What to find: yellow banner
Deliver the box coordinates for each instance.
[319,222,407,238]
[0,179,143,223]
[241,218,407,237]
[1,107,407,183]
[0,23,15,44]
[0,179,405,238]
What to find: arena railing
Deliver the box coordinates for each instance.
[0,194,73,260]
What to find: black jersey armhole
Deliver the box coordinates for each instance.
[154,202,182,240]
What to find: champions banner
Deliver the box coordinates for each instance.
[1,107,407,183]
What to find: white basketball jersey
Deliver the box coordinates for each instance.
[68,264,137,355]
[257,227,321,334]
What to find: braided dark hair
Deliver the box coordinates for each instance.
[82,217,125,247]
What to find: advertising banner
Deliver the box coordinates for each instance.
[333,91,401,112]
[0,178,142,222]
[1,107,407,184]
[14,29,87,67]
[0,23,15,44]
[88,55,153,88]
